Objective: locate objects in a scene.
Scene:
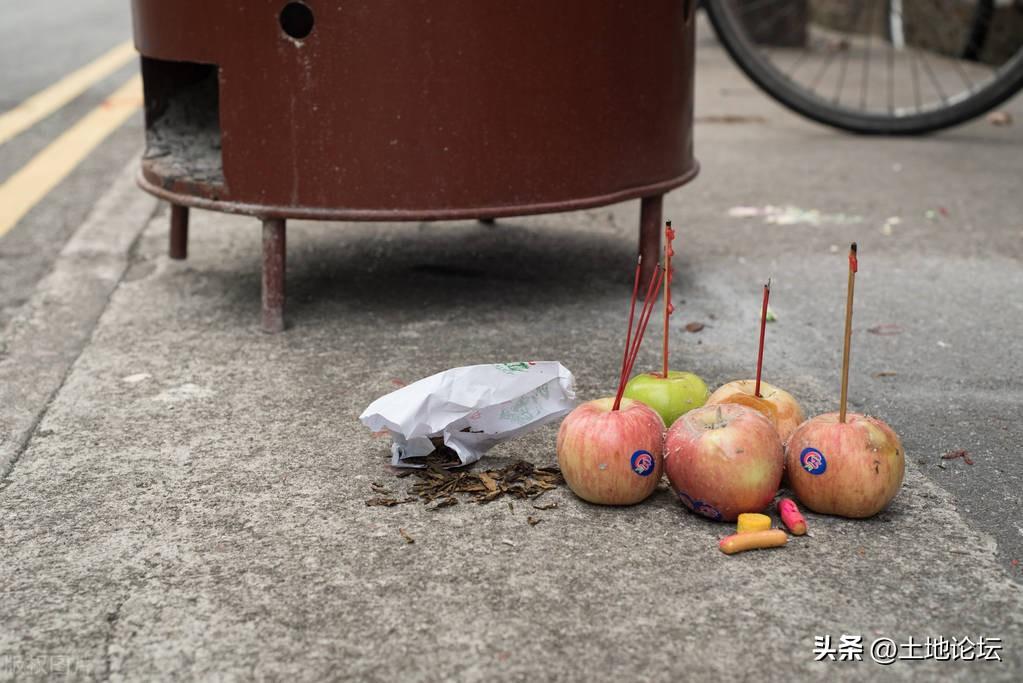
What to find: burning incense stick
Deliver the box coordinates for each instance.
[839,243,857,423]
[754,279,771,398]
[662,221,676,379]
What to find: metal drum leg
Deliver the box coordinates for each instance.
[261,218,286,333]
[638,195,663,291]
[169,205,189,260]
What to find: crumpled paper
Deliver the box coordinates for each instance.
[359,362,577,467]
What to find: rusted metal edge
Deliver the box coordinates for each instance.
[136,163,699,221]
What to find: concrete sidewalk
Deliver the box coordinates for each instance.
[2,30,1022,682]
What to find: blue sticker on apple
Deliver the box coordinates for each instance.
[800,447,827,475]
[630,450,656,477]
[676,491,723,521]
[693,501,723,521]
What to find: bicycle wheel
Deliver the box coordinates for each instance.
[705,0,1023,134]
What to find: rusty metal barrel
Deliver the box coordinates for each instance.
[131,0,699,330]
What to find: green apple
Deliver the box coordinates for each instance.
[623,370,709,427]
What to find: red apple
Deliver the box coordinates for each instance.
[785,412,904,518]
[664,404,783,521]
[557,397,665,505]
[705,379,805,443]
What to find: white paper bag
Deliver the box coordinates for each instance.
[359,362,577,467]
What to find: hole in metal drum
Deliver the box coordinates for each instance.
[280,2,314,40]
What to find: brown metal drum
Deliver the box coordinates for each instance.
[131,0,699,329]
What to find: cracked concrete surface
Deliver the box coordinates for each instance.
[0,160,157,480]
[1,26,1022,683]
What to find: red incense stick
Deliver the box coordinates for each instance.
[617,256,643,394]
[613,263,663,411]
[754,279,771,398]
[623,266,664,386]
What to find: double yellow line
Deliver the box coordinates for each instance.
[0,41,142,237]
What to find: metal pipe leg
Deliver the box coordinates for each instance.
[169,205,189,260]
[638,194,662,292]
[261,218,286,333]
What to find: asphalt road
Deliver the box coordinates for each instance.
[0,0,141,330]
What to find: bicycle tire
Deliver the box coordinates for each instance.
[705,1,1023,135]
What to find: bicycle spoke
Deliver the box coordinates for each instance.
[916,0,977,93]
[808,42,840,93]
[887,12,895,113]
[833,2,869,106]
[785,49,811,82]
[909,40,923,111]
[733,0,805,79]
[889,0,906,50]
[914,44,949,105]
[860,0,878,110]
[833,44,851,106]
[753,1,801,44]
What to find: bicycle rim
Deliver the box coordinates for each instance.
[706,0,1023,135]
